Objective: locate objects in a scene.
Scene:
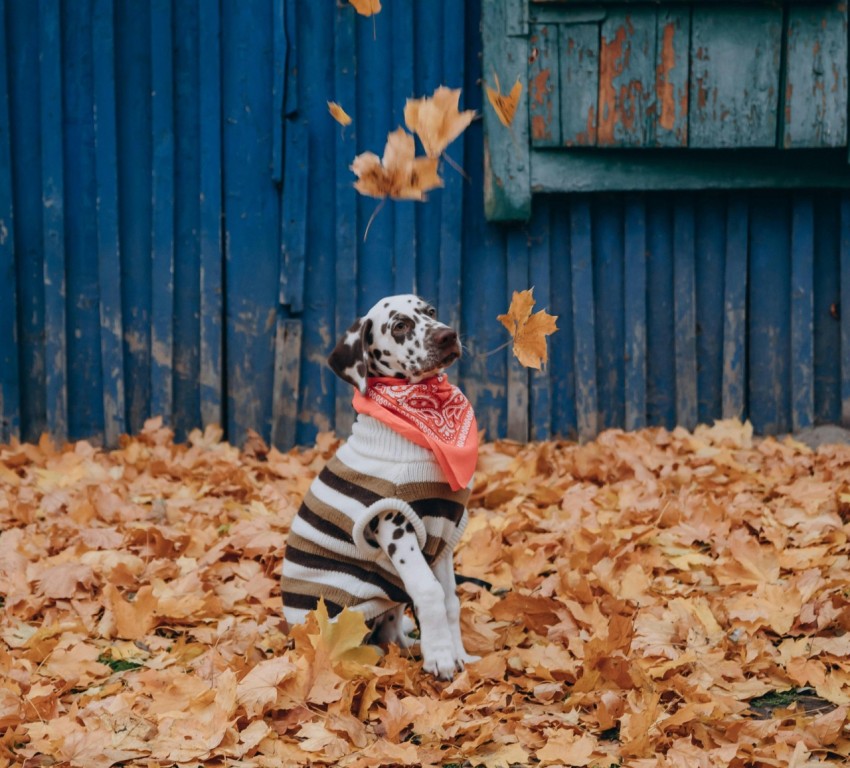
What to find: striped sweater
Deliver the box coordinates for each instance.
[281,414,470,624]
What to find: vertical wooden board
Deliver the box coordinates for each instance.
[271,0,285,183]
[673,199,697,430]
[549,197,576,438]
[559,23,598,147]
[790,194,815,431]
[92,0,126,446]
[271,318,302,449]
[392,0,416,295]
[199,0,223,428]
[0,0,20,441]
[482,0,531,221]
[722,193,748,421]
[813,196,841,424]
[646,198,676,429]
[570,197,597,440]
[150,0,175,424]
[506,227,529,442]
[279,119,308,313]
[783,4,847,148]
[748,193,792,434]
[529,24,560,147]
[529,199,551,440]
[334,2,357,435]
[284,0,298,116]
[7,1,46,441]
[689,7,782,148]
[438,0,466,331]
[694,193,725,423]
[39,0,68,443]
[624,197,647,431]
[222,0,280,444]
[654,9,689,148]
[598,9,656,148]
[841,194,850,427]
[592,197,624,429]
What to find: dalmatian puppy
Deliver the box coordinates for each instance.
[281,294,479,679]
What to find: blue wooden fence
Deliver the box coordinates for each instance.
[1,0,848,449]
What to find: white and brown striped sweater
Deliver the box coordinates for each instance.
[281,414,470,624]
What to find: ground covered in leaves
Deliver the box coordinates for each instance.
[1,418,849,767]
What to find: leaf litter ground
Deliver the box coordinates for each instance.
[1,418,849,767]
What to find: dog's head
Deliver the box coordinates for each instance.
[328,294,461,393]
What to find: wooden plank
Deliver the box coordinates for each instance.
[505,0,528,37]
[549,202,576,438]
[0,0,20,443]
[570,197,597,440]
[199,0,223,428]
[529,147,850,193]
[790,194,815,431]
[279,119,308,313]
[529,199,551,440]
[559,23,597,147]
[529,24,560,147]
[150,0,175,424]
[393,0,416,294]
[598,9,656,147]
[271,318,302,449]
[722,193,748,420]
[438,0,466,329]
[673,200,697,429]
[93,0,126,446]
[284,0,298,116]
[654,9,689,147]
[841,194,850,427]
[624,197,647,431]
[783,3,847,149]
[482,0,531,221]
[506,227,529,442]
[271,0,286,183]
[813,196,841,424]
[334,1,357,435]
[39,0,68,444]
[689,7,782,148]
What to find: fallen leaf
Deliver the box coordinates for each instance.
[328,101,353,127]
[349,0,381,16]
[311,597,382,669]
[486,73,522,127]
[404,86,475,158]
[497,288,559,369]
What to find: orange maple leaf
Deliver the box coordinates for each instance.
[310,597,382,670]
[497,288,558,369]
[351,128,443,201]
[349,0,381,16]
[486,73,523,128]
[403,86,475,158]
[328,101,352,127]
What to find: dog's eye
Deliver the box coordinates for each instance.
[393,320,407,333]
[426,307,436,318]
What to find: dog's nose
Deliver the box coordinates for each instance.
[433,328,458,348]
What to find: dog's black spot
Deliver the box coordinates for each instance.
[405,522,414,533]
[388,543,396,557]
[368,517,379,532]
[388,613,395,621]
[383,302,389,308]
[399,559,405,564]
[393,372,405,379]
[365,328,374,345]
[374,350,383,359]
[356,362,366,377]
[392,513,405,526]
[414,340,420,348]
[384,512,393,520]
[392,527,404,540]
[388,310,397,318]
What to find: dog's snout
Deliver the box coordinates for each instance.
[433,328,458,348]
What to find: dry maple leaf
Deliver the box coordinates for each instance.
[403,86,476,158]
[349,0,381,16]
[497,288,558,369]
[351,127,443,201]
[310,597,382,669]
[328,101,352,127]
[486,73,523,127]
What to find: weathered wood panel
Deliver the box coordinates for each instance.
[559,23,597,147]
[673,200,697,429]
[654,9,689,147]
[790,194,815,430]
[722,194,748,420]
[623,197,647,430]
[529,24,560,147]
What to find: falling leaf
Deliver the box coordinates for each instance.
[351,128,443,201]
[328,101,352,127]
[486,73,523,127]
[349,0,381,16]
[404,86,475,158]
[497,288,558,369]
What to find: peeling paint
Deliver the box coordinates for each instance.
[657,22,678,133]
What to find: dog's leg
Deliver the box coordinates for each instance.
[371,604,415,649]
[433,549,481,666]
[375,515,458,679]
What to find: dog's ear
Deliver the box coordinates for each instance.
[327,318,372,394]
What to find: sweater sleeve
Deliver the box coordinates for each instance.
[351,496,428,556]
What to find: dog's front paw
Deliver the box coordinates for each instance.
[422,643,461,680]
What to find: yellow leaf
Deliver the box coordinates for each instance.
[497,288,558,369]
[349,0,381,16]
[327,101,352,127]
[310,597,382,668]
[486,73,522,128]
[474,741,530,768]
[351,127,443,201]
[404,86,475,158]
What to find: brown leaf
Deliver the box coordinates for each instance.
[349,0,381,16]
[404,86,475,158]
[328,101,353,127]
[497,288,558,369]
[486,73,522,127]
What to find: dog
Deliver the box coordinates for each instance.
[281,294,479,679]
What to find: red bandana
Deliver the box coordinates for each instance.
[352,375,478,491]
